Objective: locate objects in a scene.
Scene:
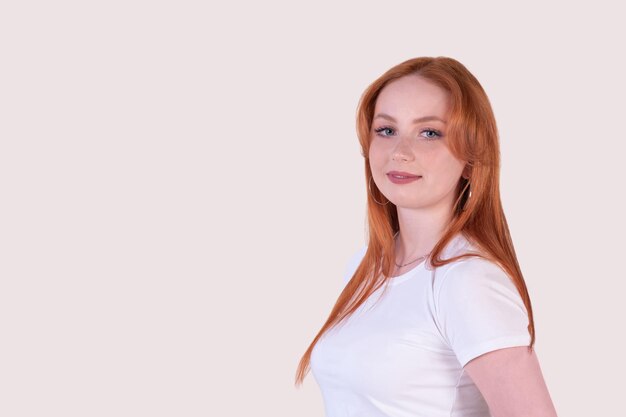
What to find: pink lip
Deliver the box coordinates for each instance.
[387,171,419,177]
[387,172,422,184]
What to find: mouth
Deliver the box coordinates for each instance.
[386,172,422,184]
[387,171,420,179]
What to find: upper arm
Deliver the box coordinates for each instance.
[435,258,557,416]
[435,258,531,367]
[464,346,558,417]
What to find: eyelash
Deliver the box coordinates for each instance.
[374,126,443,140]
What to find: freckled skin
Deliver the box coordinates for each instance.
[369,75,468,213]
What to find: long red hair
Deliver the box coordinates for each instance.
[295,56,535,386]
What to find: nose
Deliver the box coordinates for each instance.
[392,134,414,162]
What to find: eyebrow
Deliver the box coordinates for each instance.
[373,113,447,124]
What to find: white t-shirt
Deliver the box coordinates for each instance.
[310,233,531,417]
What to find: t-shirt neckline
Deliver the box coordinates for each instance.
[386,259,429,286]
[384,232,468,287]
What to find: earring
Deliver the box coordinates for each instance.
[369,177,390,206]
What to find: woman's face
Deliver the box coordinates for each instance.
[369,75,467,212]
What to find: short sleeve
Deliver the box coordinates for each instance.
[342,245,367,285]
[434,258,531,368]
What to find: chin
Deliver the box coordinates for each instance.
[394,202,424,210]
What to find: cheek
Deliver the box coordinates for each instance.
[368,139,385,166]
[426,151,465,181]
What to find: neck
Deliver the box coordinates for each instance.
[394,204,454,264]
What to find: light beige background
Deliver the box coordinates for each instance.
[1,1,624,416]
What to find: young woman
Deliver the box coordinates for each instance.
[295,57,558,417]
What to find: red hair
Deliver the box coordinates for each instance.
[295,56,535,386]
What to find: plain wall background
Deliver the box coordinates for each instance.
[1,1,624,416]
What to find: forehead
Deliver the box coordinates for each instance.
[374,75,450,119]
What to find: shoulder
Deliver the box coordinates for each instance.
[435,257,515,297]
[432,233,508,288]
[434,256,528,318]
[443,256,509,281]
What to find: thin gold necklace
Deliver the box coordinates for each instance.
[395,253,431,268]
[393,231,432,268]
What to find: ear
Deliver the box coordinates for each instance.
[462,164,472,180]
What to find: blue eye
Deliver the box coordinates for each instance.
[374,126,395,137]
[374,126,443,140]
[421,128,442,140]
